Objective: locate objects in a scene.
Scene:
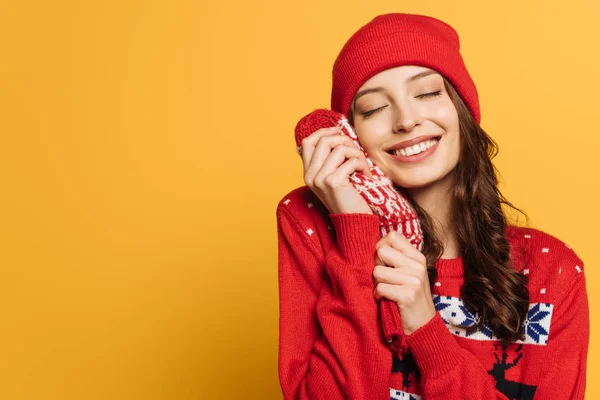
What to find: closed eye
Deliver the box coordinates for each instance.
[360,90,442,118]
[360,105,388,118]
[416,90,442,99]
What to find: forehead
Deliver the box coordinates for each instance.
[357,65,441,92]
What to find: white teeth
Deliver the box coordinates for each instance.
[393,138,439,156]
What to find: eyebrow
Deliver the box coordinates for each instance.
[352,70,439,103]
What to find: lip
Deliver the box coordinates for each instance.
[388,137,441,164]
[386,134,442,152]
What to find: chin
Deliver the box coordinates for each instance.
[392,178,434,190]
[388,169,454,192]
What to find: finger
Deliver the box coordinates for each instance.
[373,285,384,302]
[374,238,394,264]
[364,161,373,178]
[314,145,365,184]
[304,135,354,184]
[373,265,421,286]
[376,245,422,274]
[384,231,427,265]
[300,127,341,171]
[353,150,373,179]
[316,157,370,189]
[375,235,392,249]
[374,282,415,305]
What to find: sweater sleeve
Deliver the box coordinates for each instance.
[404,312,508,399]
[529,269,589,399]
[276,206,392,400]
[404,268,590,399]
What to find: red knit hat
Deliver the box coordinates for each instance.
[331,13,481,124]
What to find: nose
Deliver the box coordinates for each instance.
[392,103,421,133]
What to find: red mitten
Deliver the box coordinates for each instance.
[294,108,424,357]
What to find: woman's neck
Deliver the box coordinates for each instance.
[407,177,460,259]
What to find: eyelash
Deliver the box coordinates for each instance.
[360,90,443,118]
[417,90,442,99]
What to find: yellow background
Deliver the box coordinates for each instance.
[0,0,597,398]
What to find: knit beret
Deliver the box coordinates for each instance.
[330,13,481,124]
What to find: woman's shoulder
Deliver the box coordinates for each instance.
[506,225,573,253]
[506,225,585,299]
[506,225,582,261]
[276,185,318,212]
[276,186,335,254]
[276,186,329,223]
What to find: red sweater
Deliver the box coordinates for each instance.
[276,186,589,400]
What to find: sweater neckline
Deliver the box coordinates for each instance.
[435,256,464,278]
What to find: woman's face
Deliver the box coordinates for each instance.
[352,65,460,190]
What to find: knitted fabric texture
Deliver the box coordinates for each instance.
[330,13,481,124]
[294,108,423,355]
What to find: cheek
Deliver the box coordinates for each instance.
[433,100,459,130]
[428,102,460,160]
[354,122,387,154]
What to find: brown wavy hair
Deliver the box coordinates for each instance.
[350,78,531,346]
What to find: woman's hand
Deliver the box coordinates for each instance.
[301,126,373,215]
[372,231,437,335]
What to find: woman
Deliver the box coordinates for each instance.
[276,13,589,399]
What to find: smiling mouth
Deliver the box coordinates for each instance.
[387,137,441,157]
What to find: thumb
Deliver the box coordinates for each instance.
[360,153,374,179]
[372,285,383,302]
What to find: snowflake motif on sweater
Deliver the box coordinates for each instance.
[432,295,553,345]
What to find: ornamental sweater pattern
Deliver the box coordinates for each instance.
[276,186,589,400]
